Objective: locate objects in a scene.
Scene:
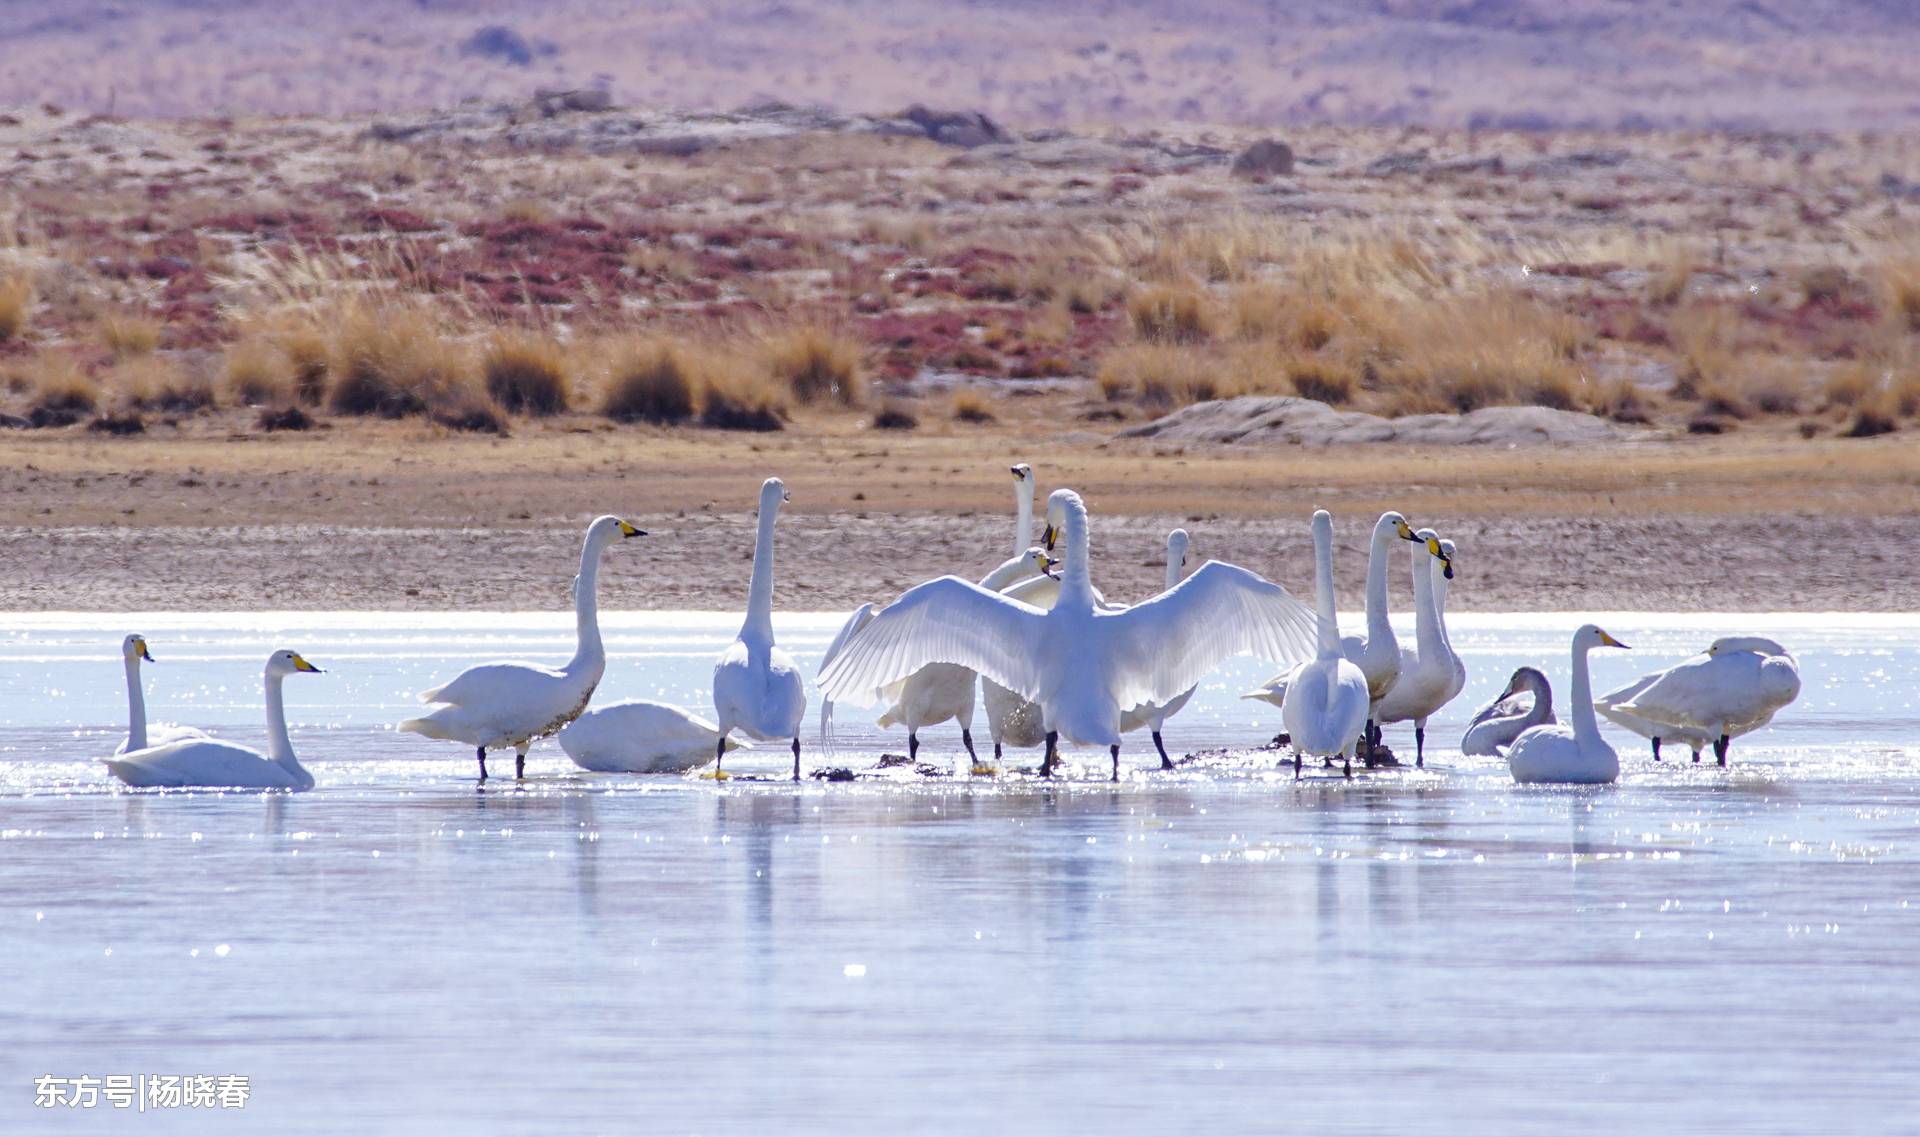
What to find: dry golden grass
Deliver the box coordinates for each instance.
[114,355,217,413]
[325,302,487,420]
[1097,343,1221,408]
[1126,284,1215,345]
[871,400,919,430]
[97,310,163,359]
[481,330,573,416]
[699,370,787,431]
[1873,250,1920,336]
[0,273,32,342]
[758,324,863,406]
[950,387,997,423]
[25,355,98,420]
[600,339,698,424]
[220,335,295,406]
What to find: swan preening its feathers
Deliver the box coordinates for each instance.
[1595,636,1800,766]
[105,650,323,790]
[399,514,645,779]
[816,488,1320,781]
[1462,667,1555,757]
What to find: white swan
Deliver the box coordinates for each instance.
[1433,537,1467,710]
[1242,512,1417,757]
[1461,666,1554,757]
[399,514,645,779]
[1593,674,1714,762]
[1116,528,1196,769]
[818,488,1319,781]
[985,462,1054,765]
[115,634,209,754]
[1009,462,1035,556]
[1598,636,1800,766]
[105,650,323,790]
[559,701,745,773]
[1508,625,1629,784]
[1281,510,1371,778]
[1373,529,1460,767]
[712,477,808,779]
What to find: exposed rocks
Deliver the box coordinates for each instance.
[1117,396,1647,447]
[532,87,612,115]
[896,104,1012,148]
[1229,139,1295,179]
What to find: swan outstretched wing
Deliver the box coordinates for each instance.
[815,577,1046,706]
[817,603,875,748]
[1099,560,1319,711]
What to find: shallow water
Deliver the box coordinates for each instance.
[3,611,1917,1135]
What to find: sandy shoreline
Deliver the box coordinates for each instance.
[1,509,1907,614]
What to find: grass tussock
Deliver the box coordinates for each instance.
[482,331,572,415]
[325,303,487,420]
[950,388,997,423]
[871,401,919,430]
[1871,251,1920,335]
[221,336,295,406]
[601,339,698,424]
[700,373,786,432]
[1126,284,1214,345]
[115,355,217,413]
[0,273,34,342]
[25,356,98,425]
[97,310,163,359]
[759,325,864,405]
[1097,343,1220,408]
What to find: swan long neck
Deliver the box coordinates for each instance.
[1570,642,1599,743]
[743,498,780,642]
[1013,479,1033,559]
[124,653,147,751]
[1410,543,1441,657]
[1313,524,1341,658]
[1431,557,1454,651]
[1528,672,1554,724]
[1364,523,1395,646]
[567,529,610,675]
[1059,497,1095,608]
[263,668,296,766]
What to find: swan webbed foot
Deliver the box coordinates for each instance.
[1152,731,1172,771]
[476,747,488,782]
[791,737,801,782]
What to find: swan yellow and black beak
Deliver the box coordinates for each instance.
[1597,629,1629,650]
[1011,464,1031,481]
[616,519,646,538]
[1042,523,1057,551]
[134,637,154,662]
[1044,557,1061,580]
[1395,518,1420,541]
[291,653,324,674]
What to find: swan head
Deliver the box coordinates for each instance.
[1166,527,1190,570]
[1574,625,1629,652]
[266,650,325,678]
[1010,463,1032,483]
[588,515,647,544]
[1500,666,1551,699]
[1438,538,1458,578]
[1418,528,1454,580]
[122,634,154,663]
[1310,509,1334,544]
[1040,489,1081,550]
[1020,546,1058,579]
[1708,635,1787,657]
[760,477,791,512]
[1382,512,1418,542]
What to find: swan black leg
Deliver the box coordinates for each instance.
[1293,750,1303,779]
[791,738,801,782]
[1714,734,1730,767]
[714,736,727,775]
[993,741,1003,763]
[961,729,977,765]
[1343,750,1352,779]
[908,731,919,762]
[1415,725,1426,768]
[1041,731,1058,778]
[1652,737,1663,762]
[515,747,527,780]
[1153,731,1172,770]
[1109,744,1120,783]
[476,746,488,782]
[1692,747,1702,764]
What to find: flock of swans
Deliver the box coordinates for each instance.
[96,464,1801,793]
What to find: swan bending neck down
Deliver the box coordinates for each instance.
[105,651,323,791]
[1507,625,1628,785]
[713,478,809,780]
[817,488,1319,782]
[117,634,208,754]
[1596,635,1799,766]
[399,514,645,780]
[1461,667,1555,757]
[1281,511,1371,778]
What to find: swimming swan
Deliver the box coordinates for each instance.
[1507,625,1629,785]
[105,650,323,790]
[1461,666,1554,757]
[400,515,645,779]
[115,634,209,754]
[1373,529,1459,767]
[1116,528,1197,769]
[817,488,1319,781]
[559,701,745,773]
[1281,510,1371,777]
[712,478,808,780]
[1598,636,1800,766]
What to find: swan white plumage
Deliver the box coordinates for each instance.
[114,634,210,754]
[105,650,323,790]
[1593,673,1714,762]
[1461,666,1555,757]
[1009,462,1034,557]
[1115,528,1196,769]
[558,701,745,773]
[712,477,808,780]
[1433,537,1467,710]
[1242,512,1417,755]
[818,488,1319,781]
[1599,636,1800,766]
[1373,529,1459,767]
[985,462,1054,764]
[399,514,645,779]
[1507,625,1629,784]
[1281,510,1371,778]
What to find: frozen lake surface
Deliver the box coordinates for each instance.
[2,611,1918,1134]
